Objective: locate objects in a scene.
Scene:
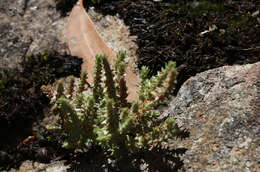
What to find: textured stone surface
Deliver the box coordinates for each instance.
[5,160,69,172]
[0,0,138,72]
[88,7,139,70]
[0,0,68,70]
[165,62,260,171]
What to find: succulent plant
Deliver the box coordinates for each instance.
[42,51,180,158]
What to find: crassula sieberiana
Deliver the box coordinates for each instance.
[42,51,180,158]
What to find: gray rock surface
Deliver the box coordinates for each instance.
[88,8,139,70]
[5,160,69,172]
[0,0,68,70]
[166,62,260,171]
[0,0,138,71]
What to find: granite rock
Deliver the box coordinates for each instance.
[5,160,69,172]
[0,0,139,72]
[165,62,260,171]
[0,0,68,70]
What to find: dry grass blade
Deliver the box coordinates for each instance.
[66,0,140,101]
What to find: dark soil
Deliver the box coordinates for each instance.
[1,0,259,171]
[0,52,82,170]
[97,0,259,92]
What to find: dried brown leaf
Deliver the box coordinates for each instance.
[66,0,140,101]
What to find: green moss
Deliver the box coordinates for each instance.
[229,15,252,30]
[188,0,223,17]
[0,71,7,89]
